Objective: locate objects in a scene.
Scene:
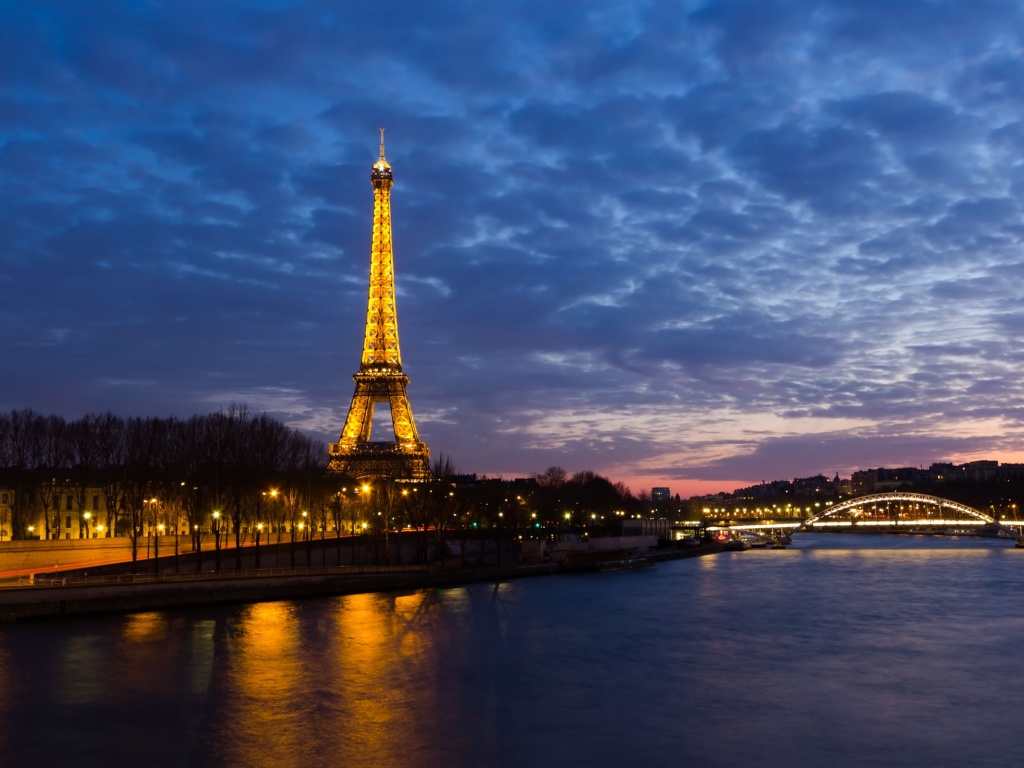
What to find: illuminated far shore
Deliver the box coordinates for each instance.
[702,520,1024,531]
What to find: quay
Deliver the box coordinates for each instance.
[0,541,722,622]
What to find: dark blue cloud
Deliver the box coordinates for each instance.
[731,123,888,215]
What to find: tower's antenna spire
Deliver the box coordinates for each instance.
[379,126,386,162]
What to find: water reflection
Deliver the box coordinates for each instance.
[1,538,1023,768]
[210,602,307,767]
[201,591,473,767]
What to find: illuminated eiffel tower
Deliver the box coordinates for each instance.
[329,129,431,481]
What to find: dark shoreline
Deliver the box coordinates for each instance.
[0,543,723,622]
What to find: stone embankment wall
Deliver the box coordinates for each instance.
[0,564,562,621]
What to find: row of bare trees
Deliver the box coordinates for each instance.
[0,405,648,567]
[0,406,341,564]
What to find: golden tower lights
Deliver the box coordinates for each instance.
[329,129,431,481]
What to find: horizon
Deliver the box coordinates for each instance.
[3,403,1021,501]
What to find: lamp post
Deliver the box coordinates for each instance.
[83,511,91,539]
[339,489,352,569]
[145,497,159,560]
[212,511,221,572]
[255,522,263,569]
[301,510,310,566]
[362,487,374,565]
[399,489,409,566]
[267,489,280,567]
[290,512,297,568]
[155,523,164,574]
[497,511,503,565]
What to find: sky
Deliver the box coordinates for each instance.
[5,0,1024,498]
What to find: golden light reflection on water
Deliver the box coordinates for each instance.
[340,591,444,762]
[232,601,303,700]
[207,590,462,768]
[211,601,309,766]
[122,611,170,643]
[107,611,187,699]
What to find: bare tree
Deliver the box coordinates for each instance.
[122,417,162,569]
[66,414,104,538]
[5,410,45,539]
[94,413,126,538]
[37,415,70,539]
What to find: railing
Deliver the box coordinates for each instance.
[16,563,430,588]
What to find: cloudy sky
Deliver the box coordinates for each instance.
[5,0,1024,497]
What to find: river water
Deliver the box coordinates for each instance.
[1,534,1022,767]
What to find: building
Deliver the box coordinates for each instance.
[850,467,928,494]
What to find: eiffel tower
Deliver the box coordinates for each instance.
[329,129,431,481]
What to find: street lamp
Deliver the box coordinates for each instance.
[212,511,221,572]
[83,511,91,539]
[497,511,504,564]
[155,523,165,574]
[145,497,159,560]
[255,522,263,569]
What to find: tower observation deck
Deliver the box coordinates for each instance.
[328,129,431,481]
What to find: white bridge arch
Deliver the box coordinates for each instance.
[788,492,1022,541]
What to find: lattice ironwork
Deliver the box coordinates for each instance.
[329,130,430,481]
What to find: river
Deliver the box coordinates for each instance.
[0,534,1021,767]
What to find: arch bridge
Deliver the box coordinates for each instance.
[707,492,1024,545]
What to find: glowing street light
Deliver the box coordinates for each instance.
[255,522,264,569]
[212,510,222,572]
[155,523,165,574]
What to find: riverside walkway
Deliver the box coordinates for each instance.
[0,542,721,622]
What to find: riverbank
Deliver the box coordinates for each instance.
[0,542,722,621]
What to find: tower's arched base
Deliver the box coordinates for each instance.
[328,441,431,482]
